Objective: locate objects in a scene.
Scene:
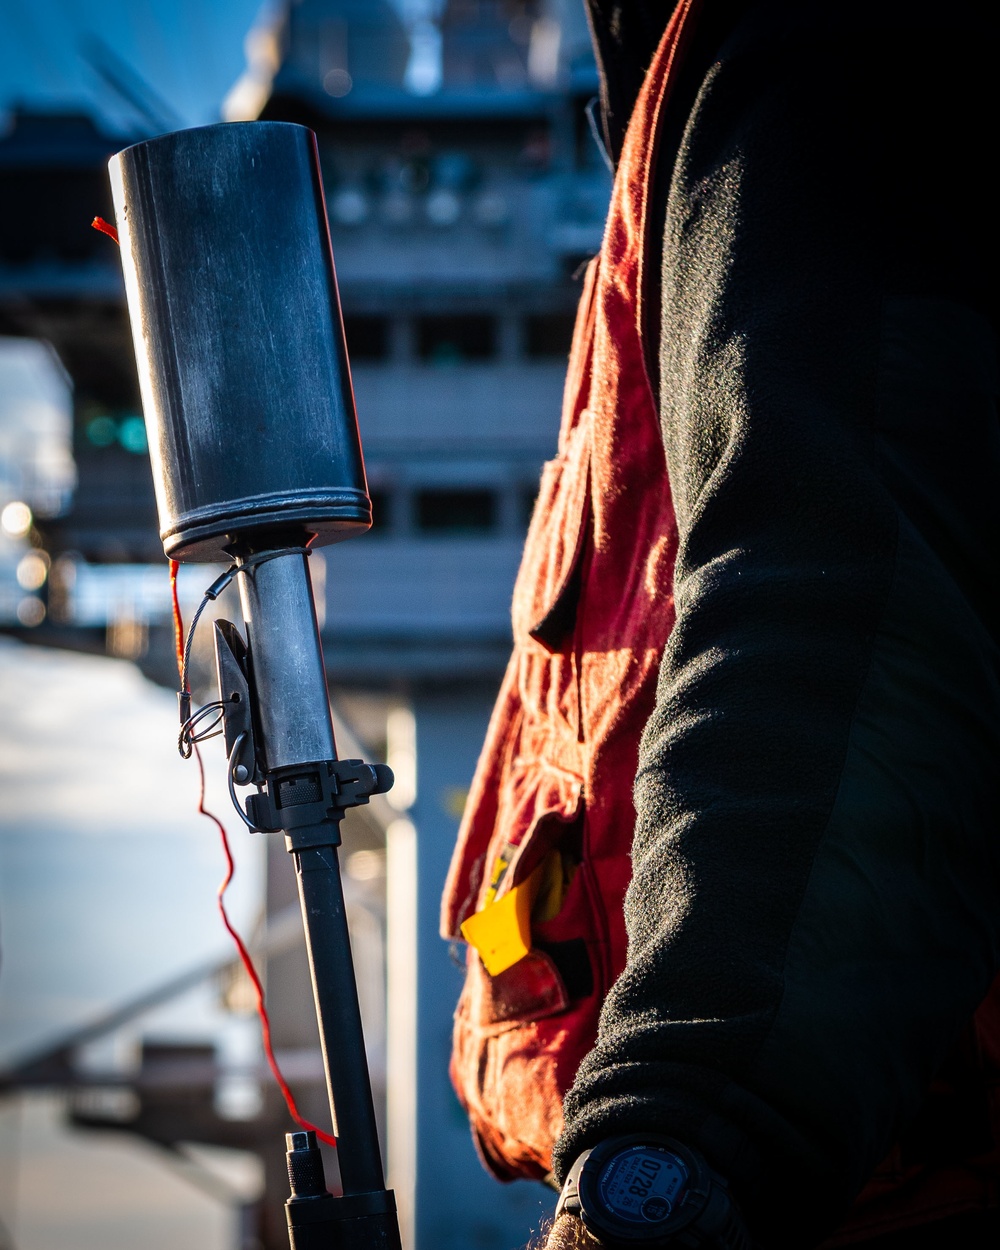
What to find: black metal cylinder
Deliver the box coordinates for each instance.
[109,121,370,562]
[295,842,386,1196]
[287,1192,402,1250]
[236,551,336,771]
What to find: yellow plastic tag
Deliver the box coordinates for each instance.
[461,875,534,975]
[461,849,578,975]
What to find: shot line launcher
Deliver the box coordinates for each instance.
[110,120,401,1250]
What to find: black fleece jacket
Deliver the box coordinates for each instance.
[557,3,1000,1246]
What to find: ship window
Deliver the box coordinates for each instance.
[343,315,389,361]
[525,313,576,359]
[416,316,496,364]
[415,489,496,532]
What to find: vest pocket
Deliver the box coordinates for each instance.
[449,859,605,1182]
[512,411,592,652]
[462,945,570,1027]
[460,799,597,1028]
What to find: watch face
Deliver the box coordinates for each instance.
[595,1145,690,1228]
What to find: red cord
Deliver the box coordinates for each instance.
[193,745,337,1147]
[170,565,337,1148]
[92,216,119,244]
[169,560,184,681]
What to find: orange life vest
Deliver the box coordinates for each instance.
[440,1,1000,1239]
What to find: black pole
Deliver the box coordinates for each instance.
[294,838,385,1194]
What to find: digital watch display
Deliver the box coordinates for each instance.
[555,1135,752,1249]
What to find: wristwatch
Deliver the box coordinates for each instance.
[555,1135,752,1249]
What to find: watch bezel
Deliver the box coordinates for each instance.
[573,1135,713,1246]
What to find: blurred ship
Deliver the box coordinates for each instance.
[0,4,610,1247]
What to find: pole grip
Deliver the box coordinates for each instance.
[286,1193,402,1250]
[285,1132,402,1250]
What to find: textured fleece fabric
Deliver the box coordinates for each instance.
[555,1,1000,1245]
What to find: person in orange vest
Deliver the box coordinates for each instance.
[442,1,1000,1247]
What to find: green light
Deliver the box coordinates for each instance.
[118,416,148,454]
[86,416,118,447]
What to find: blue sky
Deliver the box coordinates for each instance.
[0,0,270,132]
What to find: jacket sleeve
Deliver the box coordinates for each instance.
[553,3,1000,1244]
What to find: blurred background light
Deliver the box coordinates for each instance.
[16,549,49,591]
[85,415,118,447]
[15,596,45,626]
[117,415,148,454]
[1,500,32,538]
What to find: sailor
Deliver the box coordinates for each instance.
[443,2,1000,1245]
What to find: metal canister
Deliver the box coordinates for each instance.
[110,121,370,562]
